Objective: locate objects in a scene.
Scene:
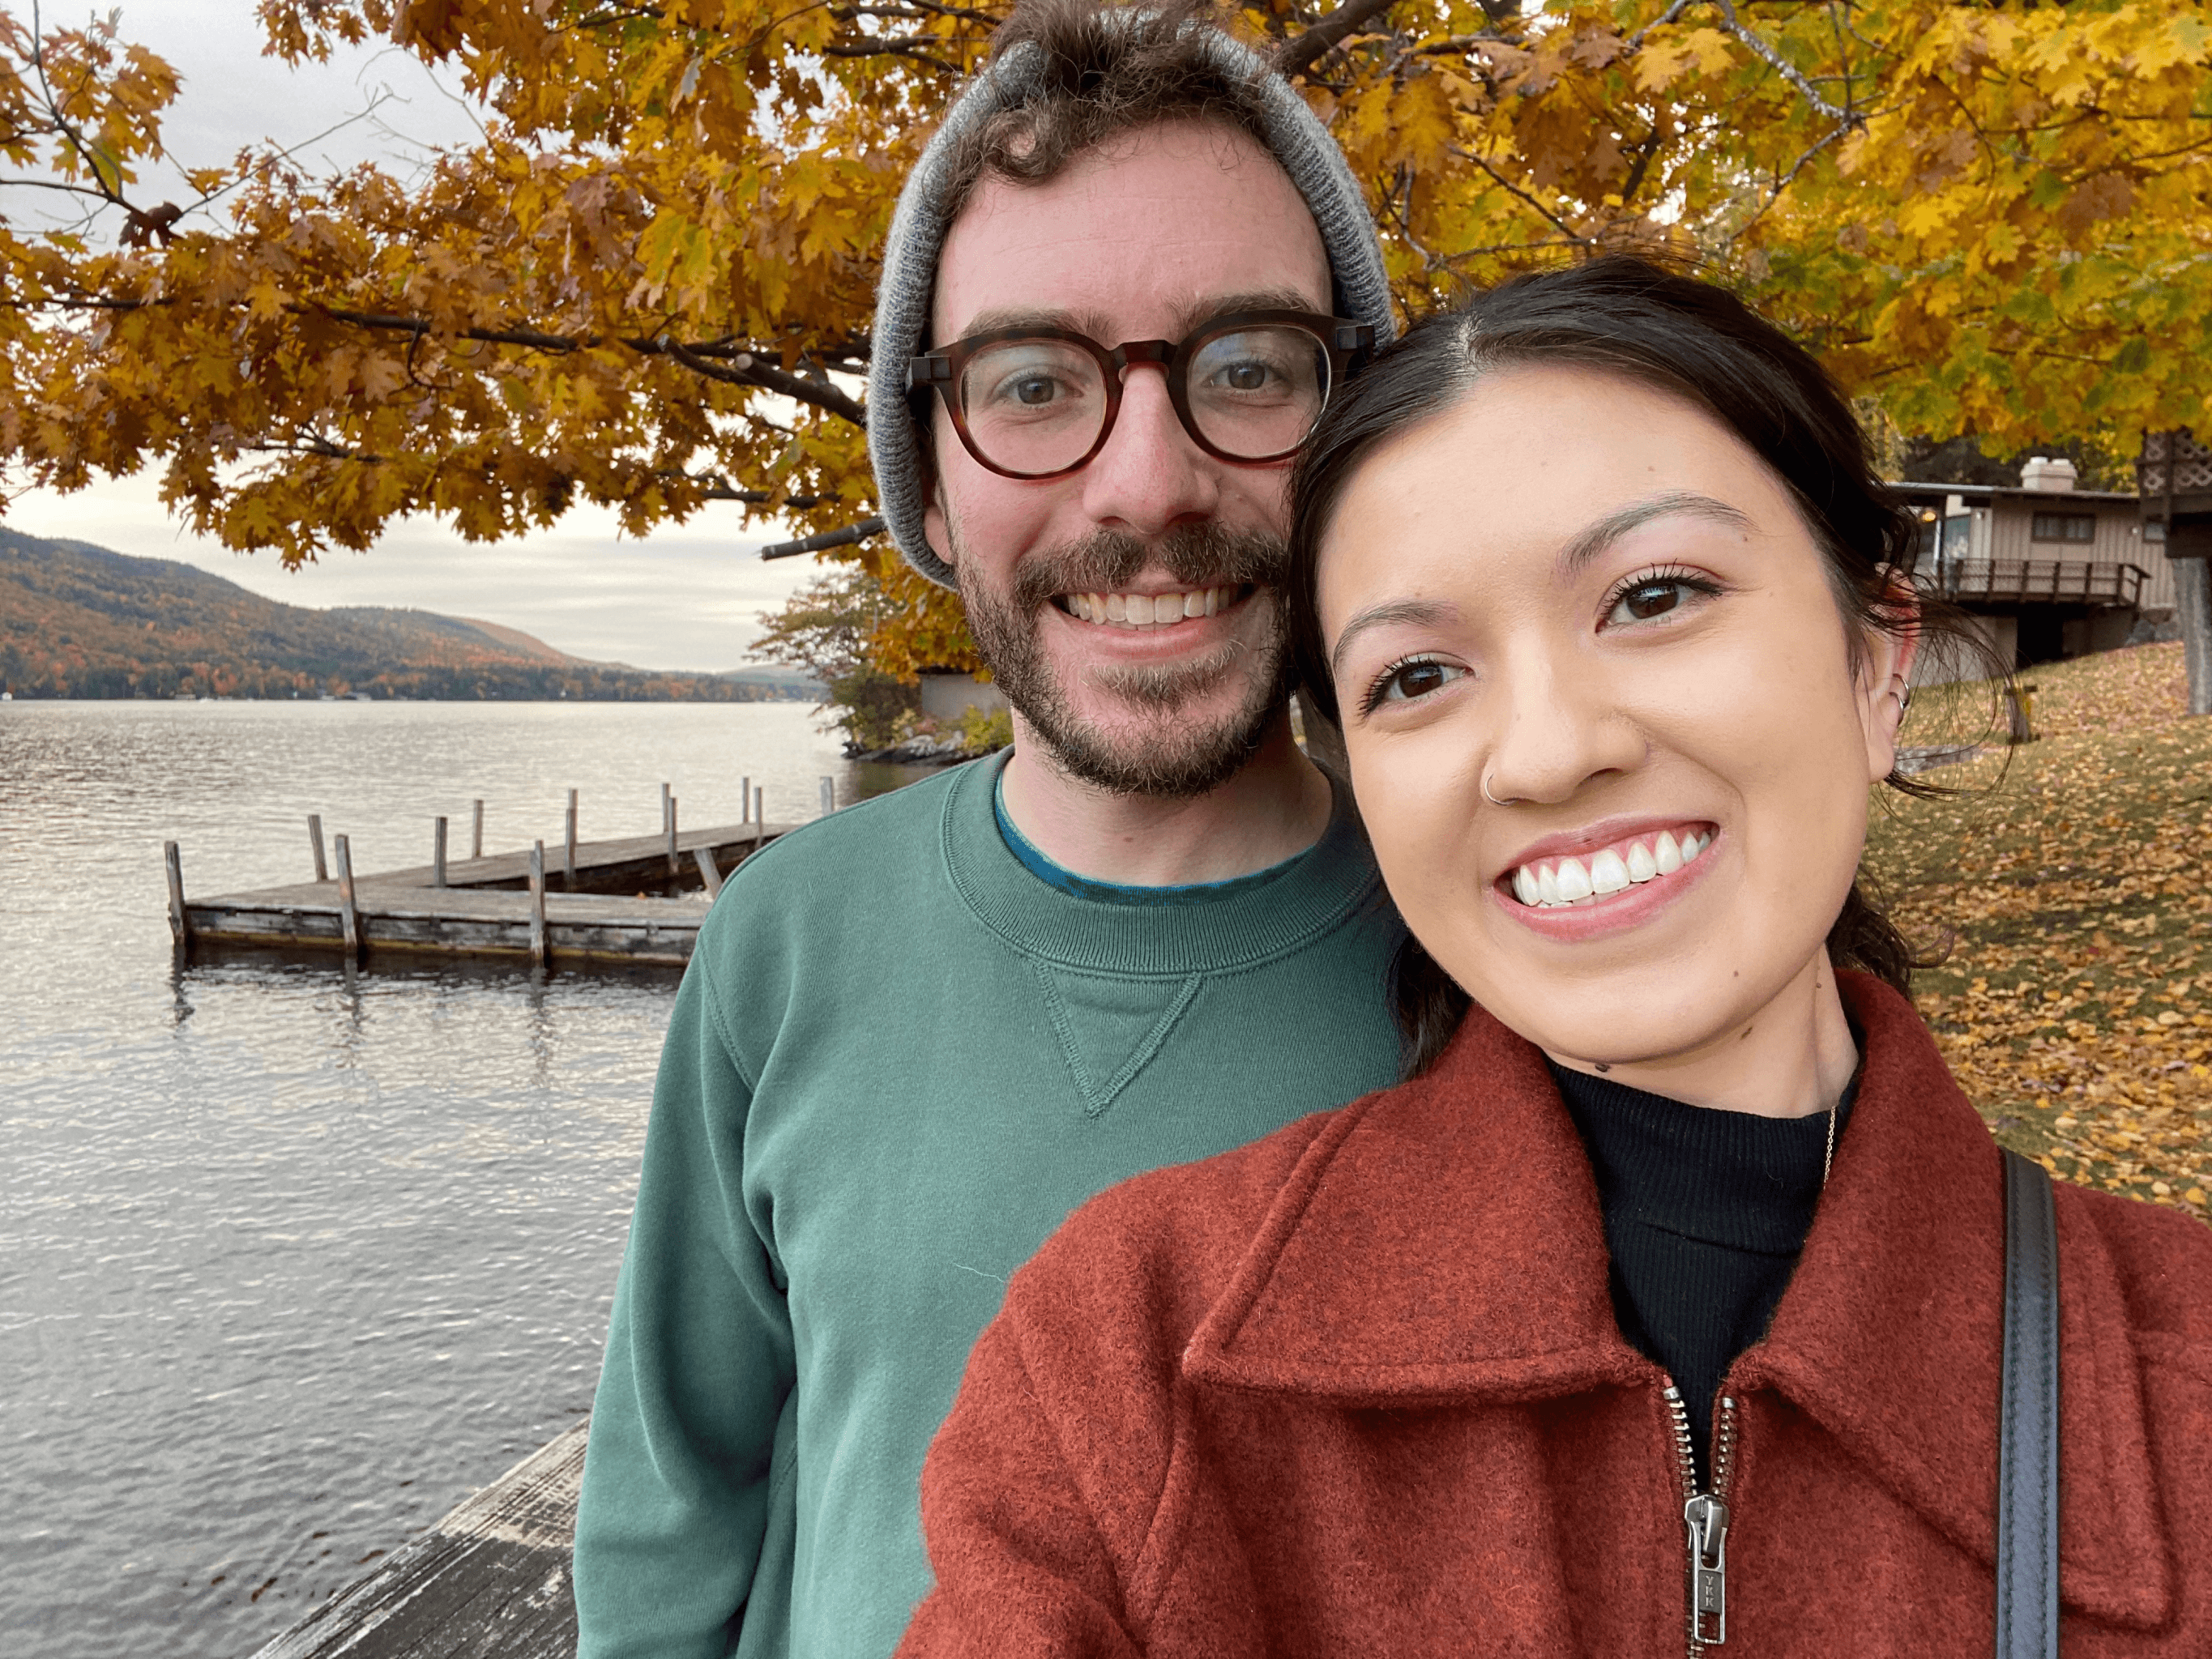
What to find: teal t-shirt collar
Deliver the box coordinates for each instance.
[991,767,1300,907]
[944,748,1386,978]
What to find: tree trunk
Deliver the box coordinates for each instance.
[2178,557,2212,718]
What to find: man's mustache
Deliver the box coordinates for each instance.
[1010,524,1287,615]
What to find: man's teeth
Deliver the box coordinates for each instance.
[1064,586,1235,627]
[1509,830,1710,909]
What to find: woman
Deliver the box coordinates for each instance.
[893,259,2212,1656]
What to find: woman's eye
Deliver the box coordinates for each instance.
[1377,659,1465,703]
[1605,578,1699,627]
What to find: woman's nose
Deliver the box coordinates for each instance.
[1482,652,1645,807]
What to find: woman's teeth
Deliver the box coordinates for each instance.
[1063,586,1235,628]
[1510,829,1710,909]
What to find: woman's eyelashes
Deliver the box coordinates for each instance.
[1600,565,1724,630]
[1360,655,1467,714]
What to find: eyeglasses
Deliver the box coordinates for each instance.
[910,310,1374,480]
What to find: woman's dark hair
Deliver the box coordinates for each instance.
[1285,256,2001,1077]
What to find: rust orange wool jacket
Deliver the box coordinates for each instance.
[895,975,2212,1657]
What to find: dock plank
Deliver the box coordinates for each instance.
[248,1424,587,1659]
[367,823,789,894]
[181,821,795,966]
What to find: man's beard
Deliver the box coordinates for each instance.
[954,520,1293,799]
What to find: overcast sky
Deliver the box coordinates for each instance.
[2,2,823,674]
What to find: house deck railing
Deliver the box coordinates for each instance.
[1925,559,2146,608]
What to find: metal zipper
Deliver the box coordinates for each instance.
[1663,1385,1740,1655]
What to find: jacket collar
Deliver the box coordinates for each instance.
[1181,974,2169,1627]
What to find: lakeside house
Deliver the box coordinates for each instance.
[1890,456,2168,679]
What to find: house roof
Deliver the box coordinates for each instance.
[1886,480,2140,508]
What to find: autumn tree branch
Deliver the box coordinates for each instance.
[831,2,1000,22]
[1707,0,1855,125]
[295,309,872,427]
[1450,144,1590,246]
[761,517,887,559]
[1729,119,1854,240]
[663,339,869,426]
[1275,0,1399,79]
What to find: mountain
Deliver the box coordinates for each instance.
[0,528,818,702]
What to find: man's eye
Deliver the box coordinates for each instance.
[1377,659,1464,703]
[1208,360,1275,394]
[1001,373,1063,407]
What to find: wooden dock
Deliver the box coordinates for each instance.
[248,1423,587,1659]
[171,779,837,968]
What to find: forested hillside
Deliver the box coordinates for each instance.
[0,529,810,701]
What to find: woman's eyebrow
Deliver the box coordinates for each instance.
[1557,491,1753,578]
[1328,597,1461,683]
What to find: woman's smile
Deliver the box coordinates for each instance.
[1492,817,1722,943]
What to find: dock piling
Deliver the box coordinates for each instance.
[528,841,549,968]
[164,840,190,950]
[741,777,751,824]
[308,814,328,882]
[660,782,672,833]
[471,799,484,860]
[433,817,448,889]
[565,789,579,889]
[694,847,723,899]
[819,776,835,817]
[666,795,681,873]
[754,787,765,849]
[334,834,362,963]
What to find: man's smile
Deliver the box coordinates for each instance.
[1052,584,1253,629]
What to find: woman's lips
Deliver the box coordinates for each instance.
[1500,823,1715,910]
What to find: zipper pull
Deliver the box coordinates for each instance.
[1684,1492,1729,1645]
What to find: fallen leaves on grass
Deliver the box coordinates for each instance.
[1868,641,2212,1219]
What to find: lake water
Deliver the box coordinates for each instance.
[0,700,932,1659]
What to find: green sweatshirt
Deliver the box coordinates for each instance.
[573,752,1404,1659]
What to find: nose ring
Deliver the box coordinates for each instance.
[1481,774,1514,808]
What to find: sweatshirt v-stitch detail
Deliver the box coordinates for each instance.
[1032,966,1205,1119]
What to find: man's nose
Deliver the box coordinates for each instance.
[1077,363,1220,535]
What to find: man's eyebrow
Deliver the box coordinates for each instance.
[1328,598,1461,684]
[947,305,1112,342]
[1170,288,1330,335]
[1557,491,1754,578]
[945,288,1330,348]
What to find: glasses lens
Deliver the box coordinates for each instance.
[958,339,1108,476]
[1184,326,1330,460]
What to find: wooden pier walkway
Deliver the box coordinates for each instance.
[247,1423,587,1659]
[170,780,837,968]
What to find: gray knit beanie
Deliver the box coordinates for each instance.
[865,18,1397,589]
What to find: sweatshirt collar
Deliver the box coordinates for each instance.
[1181,974,2170,1627]
[942,749,1389,977]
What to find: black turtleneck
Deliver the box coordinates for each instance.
[1547,1060,1855,1489]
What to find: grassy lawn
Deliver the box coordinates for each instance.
[1864,640,2212,1218]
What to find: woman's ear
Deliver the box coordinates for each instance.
[1860,571,1921,783]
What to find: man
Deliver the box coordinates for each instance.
[573,5,1405,1655]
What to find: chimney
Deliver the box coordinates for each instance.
[2018,455,2078,493]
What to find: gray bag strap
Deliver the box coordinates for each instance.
[1996,1148,2060,1658]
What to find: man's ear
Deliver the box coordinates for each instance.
[923,490,953,575]
[919,417,954,574]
